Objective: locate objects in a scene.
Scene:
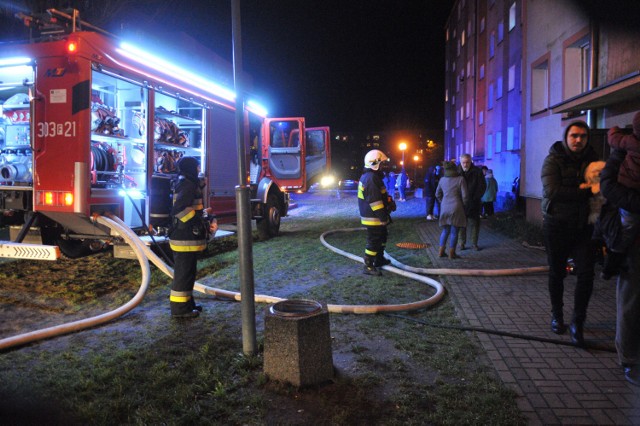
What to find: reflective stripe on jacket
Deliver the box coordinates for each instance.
[170,176,207,252]
[358,169,390,227]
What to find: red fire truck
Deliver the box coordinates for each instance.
[0,10,330,258]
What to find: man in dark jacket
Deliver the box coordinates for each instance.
[169,156,207,318]
[457,154,486,250]
[541,120,599,346]
[601,147,640,386]
[424,165,442,220]
[359,149,395,276]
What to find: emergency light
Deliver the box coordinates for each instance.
[67,41,78,53]
[118,42,236,102]
[117,42,268,117]
[0,57,31,66]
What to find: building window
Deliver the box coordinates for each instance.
[452,61,456,72]
[466,101,470,118]
[486,133,493,159]
[479,110,484,125]
[445,89,448,102]
[564,32,591,100]
[497,76,503,99]
[462,30,466,47]
[498,21,504,43]
[495,131,502,153]
[509,3,517,31]
[508,64,516,91]
[480,64,485,80]
[445,119,448,131]
[452,95,456,105]
[507,126,515,150]
[488,83,494,109]
[489,32,495,58]
[467,60,471,78]
[531,55,549,114]
[480,17,486,33]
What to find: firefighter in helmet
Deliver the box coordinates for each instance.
[169,156,207,318]
[358,149,395,275]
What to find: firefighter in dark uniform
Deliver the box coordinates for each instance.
[358,149,395,276]
[169,156,207,318]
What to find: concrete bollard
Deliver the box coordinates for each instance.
[263,299,334,387]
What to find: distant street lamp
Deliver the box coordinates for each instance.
[399,142,407,165]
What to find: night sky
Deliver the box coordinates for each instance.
[1,1,455,132]
[120,0,456,133]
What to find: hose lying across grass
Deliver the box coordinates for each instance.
[1,223,606,352]
[320,227,549,277]
[0,215,151,351]
[320,227,614,352]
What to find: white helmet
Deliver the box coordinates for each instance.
[364,149,389,170]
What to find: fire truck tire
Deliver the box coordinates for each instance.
[55,237,93,259]
[257,193,281,240]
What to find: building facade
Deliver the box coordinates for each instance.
[445,0,523,211]
[445,0,640,221]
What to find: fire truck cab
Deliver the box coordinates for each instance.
[0,10,330,258]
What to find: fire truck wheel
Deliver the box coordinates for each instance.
[55,237,93,259]
[257,193,281,240]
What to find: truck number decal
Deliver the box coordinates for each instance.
[37,121,77,138]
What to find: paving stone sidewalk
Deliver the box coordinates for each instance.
[411,211,640,425]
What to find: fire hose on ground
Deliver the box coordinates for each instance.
[0,221,614,353]
[0,215,150,351]
[0,220,448,350]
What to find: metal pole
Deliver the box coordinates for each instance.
[231,0,256,355]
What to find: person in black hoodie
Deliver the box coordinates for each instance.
[540,120,599,346]
[169,156,207,318]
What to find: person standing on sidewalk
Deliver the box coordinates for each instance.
[481,168,498,218]
[540,120,599,346]
[388,171,397,200]
[601,147,640,386]
[457,154,486,250]
[424,164,442,220]
[435,161,468,259]
[358,149,395,276]
[397,167,409,202]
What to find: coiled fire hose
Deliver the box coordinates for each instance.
[320,228,549,276]
[0,221,553,351]
[105,214,445,314]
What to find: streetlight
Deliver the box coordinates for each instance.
[413,155,420,182]
[399,141,407,165]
